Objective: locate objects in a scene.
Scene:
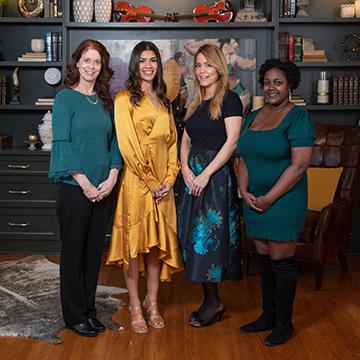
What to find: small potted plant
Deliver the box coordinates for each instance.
[0,0,8,17]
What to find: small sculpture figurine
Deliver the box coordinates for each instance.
[235,0,267,22]
[38,110,52,151]
[296,0,310,17]
[10,66,20,104]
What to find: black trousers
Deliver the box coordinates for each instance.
[56,182,115,325]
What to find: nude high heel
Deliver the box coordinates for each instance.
[142,298,165,329]
[129,305,148,334]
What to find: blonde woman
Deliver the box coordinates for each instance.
[177,44,243,327]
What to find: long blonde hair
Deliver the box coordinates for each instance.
[185,44,229,121]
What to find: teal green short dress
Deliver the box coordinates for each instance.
[237,106,315,241]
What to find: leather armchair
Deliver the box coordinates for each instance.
[241,124,360,290]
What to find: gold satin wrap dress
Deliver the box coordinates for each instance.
[106,89,183,281]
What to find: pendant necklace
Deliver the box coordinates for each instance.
[86,94,98,105]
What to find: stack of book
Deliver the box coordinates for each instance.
[0,75,10,105]
[290,94,306,106]
[18,52,46,62]
[302,50,328,63]
[35,98,54,106]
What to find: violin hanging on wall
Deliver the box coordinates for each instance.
[191,0,233,23]
[114,1,154,22]
[113,1,233,23]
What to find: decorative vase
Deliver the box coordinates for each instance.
[38,110,52,151]
[73,0,94,23]
[94,0,112,22]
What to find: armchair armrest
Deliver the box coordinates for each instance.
[313,198,352,262]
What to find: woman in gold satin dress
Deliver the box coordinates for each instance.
[106,41,183,334]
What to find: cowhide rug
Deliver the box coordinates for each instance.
[0,255,127,344]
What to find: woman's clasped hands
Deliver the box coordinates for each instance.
[182,167,210,198]
[83,176,117,203]
[152,183,172,203]
[242,192,273,213]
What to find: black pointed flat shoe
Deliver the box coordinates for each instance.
[66,321,98,337]
[88,318,106,332]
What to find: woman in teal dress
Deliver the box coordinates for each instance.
[237,59,315,346]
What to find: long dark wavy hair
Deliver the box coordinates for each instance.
[64,39,114,112]
[125,41,170,111]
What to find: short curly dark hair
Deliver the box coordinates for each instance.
[258,58,301,91]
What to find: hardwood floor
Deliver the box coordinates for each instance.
[0,254,359,360]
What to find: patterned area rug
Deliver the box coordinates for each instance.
[0,255,127,344]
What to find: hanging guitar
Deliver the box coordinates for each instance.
[114,1,233,23]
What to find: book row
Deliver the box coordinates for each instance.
[279,0,297,18]
[46,32,63,62]
[279,32,327,63]
[44,0,63,18]
[332,76,360,105]
[0,75,10,105]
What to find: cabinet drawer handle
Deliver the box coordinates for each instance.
[8,222,31,227]
[8,164,30,169]
[8,190,31,195]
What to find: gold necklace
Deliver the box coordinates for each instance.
[86,94,98,105]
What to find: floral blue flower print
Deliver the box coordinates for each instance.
[191,207,223,255]
[207,208,222,226]
[178,150,242,283]
[189,156,204,176]
[207,264,223,282]
[229,209,239,248]
[192,216,212,255]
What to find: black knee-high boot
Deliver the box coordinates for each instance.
[264,256,297,346]
[240,254,276,333]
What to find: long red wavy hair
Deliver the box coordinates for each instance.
[64,39,114,112]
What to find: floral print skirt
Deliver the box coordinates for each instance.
[177,147,242,283]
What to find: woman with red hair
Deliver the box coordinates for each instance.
[49,39,122,337]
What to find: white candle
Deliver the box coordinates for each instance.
[340,4,355,18]
[317,80,329,104]
[355,0,360,17]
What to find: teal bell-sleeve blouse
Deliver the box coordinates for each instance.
[49,88,122,187]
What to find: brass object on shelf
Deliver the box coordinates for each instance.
[27,134,38,142]
[17,0,44,18]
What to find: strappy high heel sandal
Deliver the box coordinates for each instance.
[189,305,226,328]
[142,299,165,329]
[129,305,148,334]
